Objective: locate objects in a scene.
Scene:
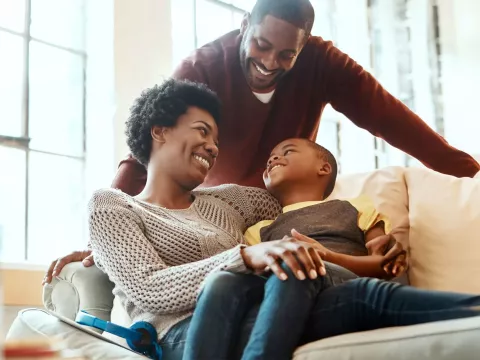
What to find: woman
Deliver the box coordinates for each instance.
[88,79,330,359]
[89,79,480,360]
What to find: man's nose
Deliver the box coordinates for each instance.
[262,52,279,71]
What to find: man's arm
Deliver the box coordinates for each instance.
[111,155,147,196]
[323,42,480,178]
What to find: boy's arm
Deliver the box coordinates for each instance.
[291,228,405,279]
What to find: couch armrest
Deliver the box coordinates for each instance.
[43,263,114,326]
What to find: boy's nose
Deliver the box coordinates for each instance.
[267,155,280,166]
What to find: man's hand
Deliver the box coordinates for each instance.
[42,250,94,285]
[366,234,408,278]
[241,236,326,281]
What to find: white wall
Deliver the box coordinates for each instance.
[85,0,115,194]
[438,0,480,155]
[113,0,173,166]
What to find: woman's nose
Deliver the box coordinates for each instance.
[205,141,219,158]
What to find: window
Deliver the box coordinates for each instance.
[0,0,86,263]
[171,0,254,69]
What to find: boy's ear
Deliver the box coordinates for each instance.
[151,126,167,144]
[317,161,332,176]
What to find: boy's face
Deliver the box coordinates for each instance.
[263,139,330,193]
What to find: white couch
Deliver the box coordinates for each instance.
[6,166,480,359]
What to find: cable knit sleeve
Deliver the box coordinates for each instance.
[199,185,281,228]
[88,190,246,314]
[240,186,282,226]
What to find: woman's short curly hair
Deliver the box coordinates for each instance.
[125,79,221,165]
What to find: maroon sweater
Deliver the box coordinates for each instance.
[112,30,479,195]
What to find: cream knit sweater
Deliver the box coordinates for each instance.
[88,184,281,339]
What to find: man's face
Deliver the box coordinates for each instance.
[239,15,306,92]
[263,139,328,195]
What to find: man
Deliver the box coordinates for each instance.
[113,0,480,196]
[43,0,478,282]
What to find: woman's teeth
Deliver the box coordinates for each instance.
[194,155,210,169]
[254,62,274,76]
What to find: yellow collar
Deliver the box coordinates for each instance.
[282,200,324,213]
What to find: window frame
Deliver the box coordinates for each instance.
[0,0,87,261]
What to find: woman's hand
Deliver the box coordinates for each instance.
[42,250,94,285]
[241,237,326,281]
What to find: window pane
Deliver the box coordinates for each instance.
[30,0,85,50]
[316,120,339,159]
[225,0,255,12]
[0,31,24,137]
[27,152,85,263]
[0,0,25,33]
[29,41,84,156]
[0,146,26,262]
[171,0,196,68]
[196,0,237,46]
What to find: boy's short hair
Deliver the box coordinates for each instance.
[304,140,338,198]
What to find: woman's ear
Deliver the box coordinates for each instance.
[240,13,250,35]
[151,126,167,144]
[317,161,332,176]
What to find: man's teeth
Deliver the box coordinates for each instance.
[270,164,283,172]
[194,155,210,169]
[254,63,274,76]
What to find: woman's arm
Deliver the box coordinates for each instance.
[242,186,282,225]
[89,192,247,315]
[199,185,282,227]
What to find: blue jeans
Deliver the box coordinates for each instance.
[164,264,480,360]
[160,262,355,360]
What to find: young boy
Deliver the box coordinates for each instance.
[244,138,407,279]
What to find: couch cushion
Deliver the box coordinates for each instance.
[405,167,480,293]
[6,308,146,360]
[293,316,480,360]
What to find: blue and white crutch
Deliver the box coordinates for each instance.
[76,310,162,360]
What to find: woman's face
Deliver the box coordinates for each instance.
[155,106,219,189]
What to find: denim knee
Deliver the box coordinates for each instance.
[201,271,242,298]
[199,271,264,303]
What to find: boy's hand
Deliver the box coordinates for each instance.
[365,233,395,256]
[290,229,330,258]
[381,241,408,278]
[367,235,408,277]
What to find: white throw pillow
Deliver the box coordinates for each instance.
[405,167,480,293]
